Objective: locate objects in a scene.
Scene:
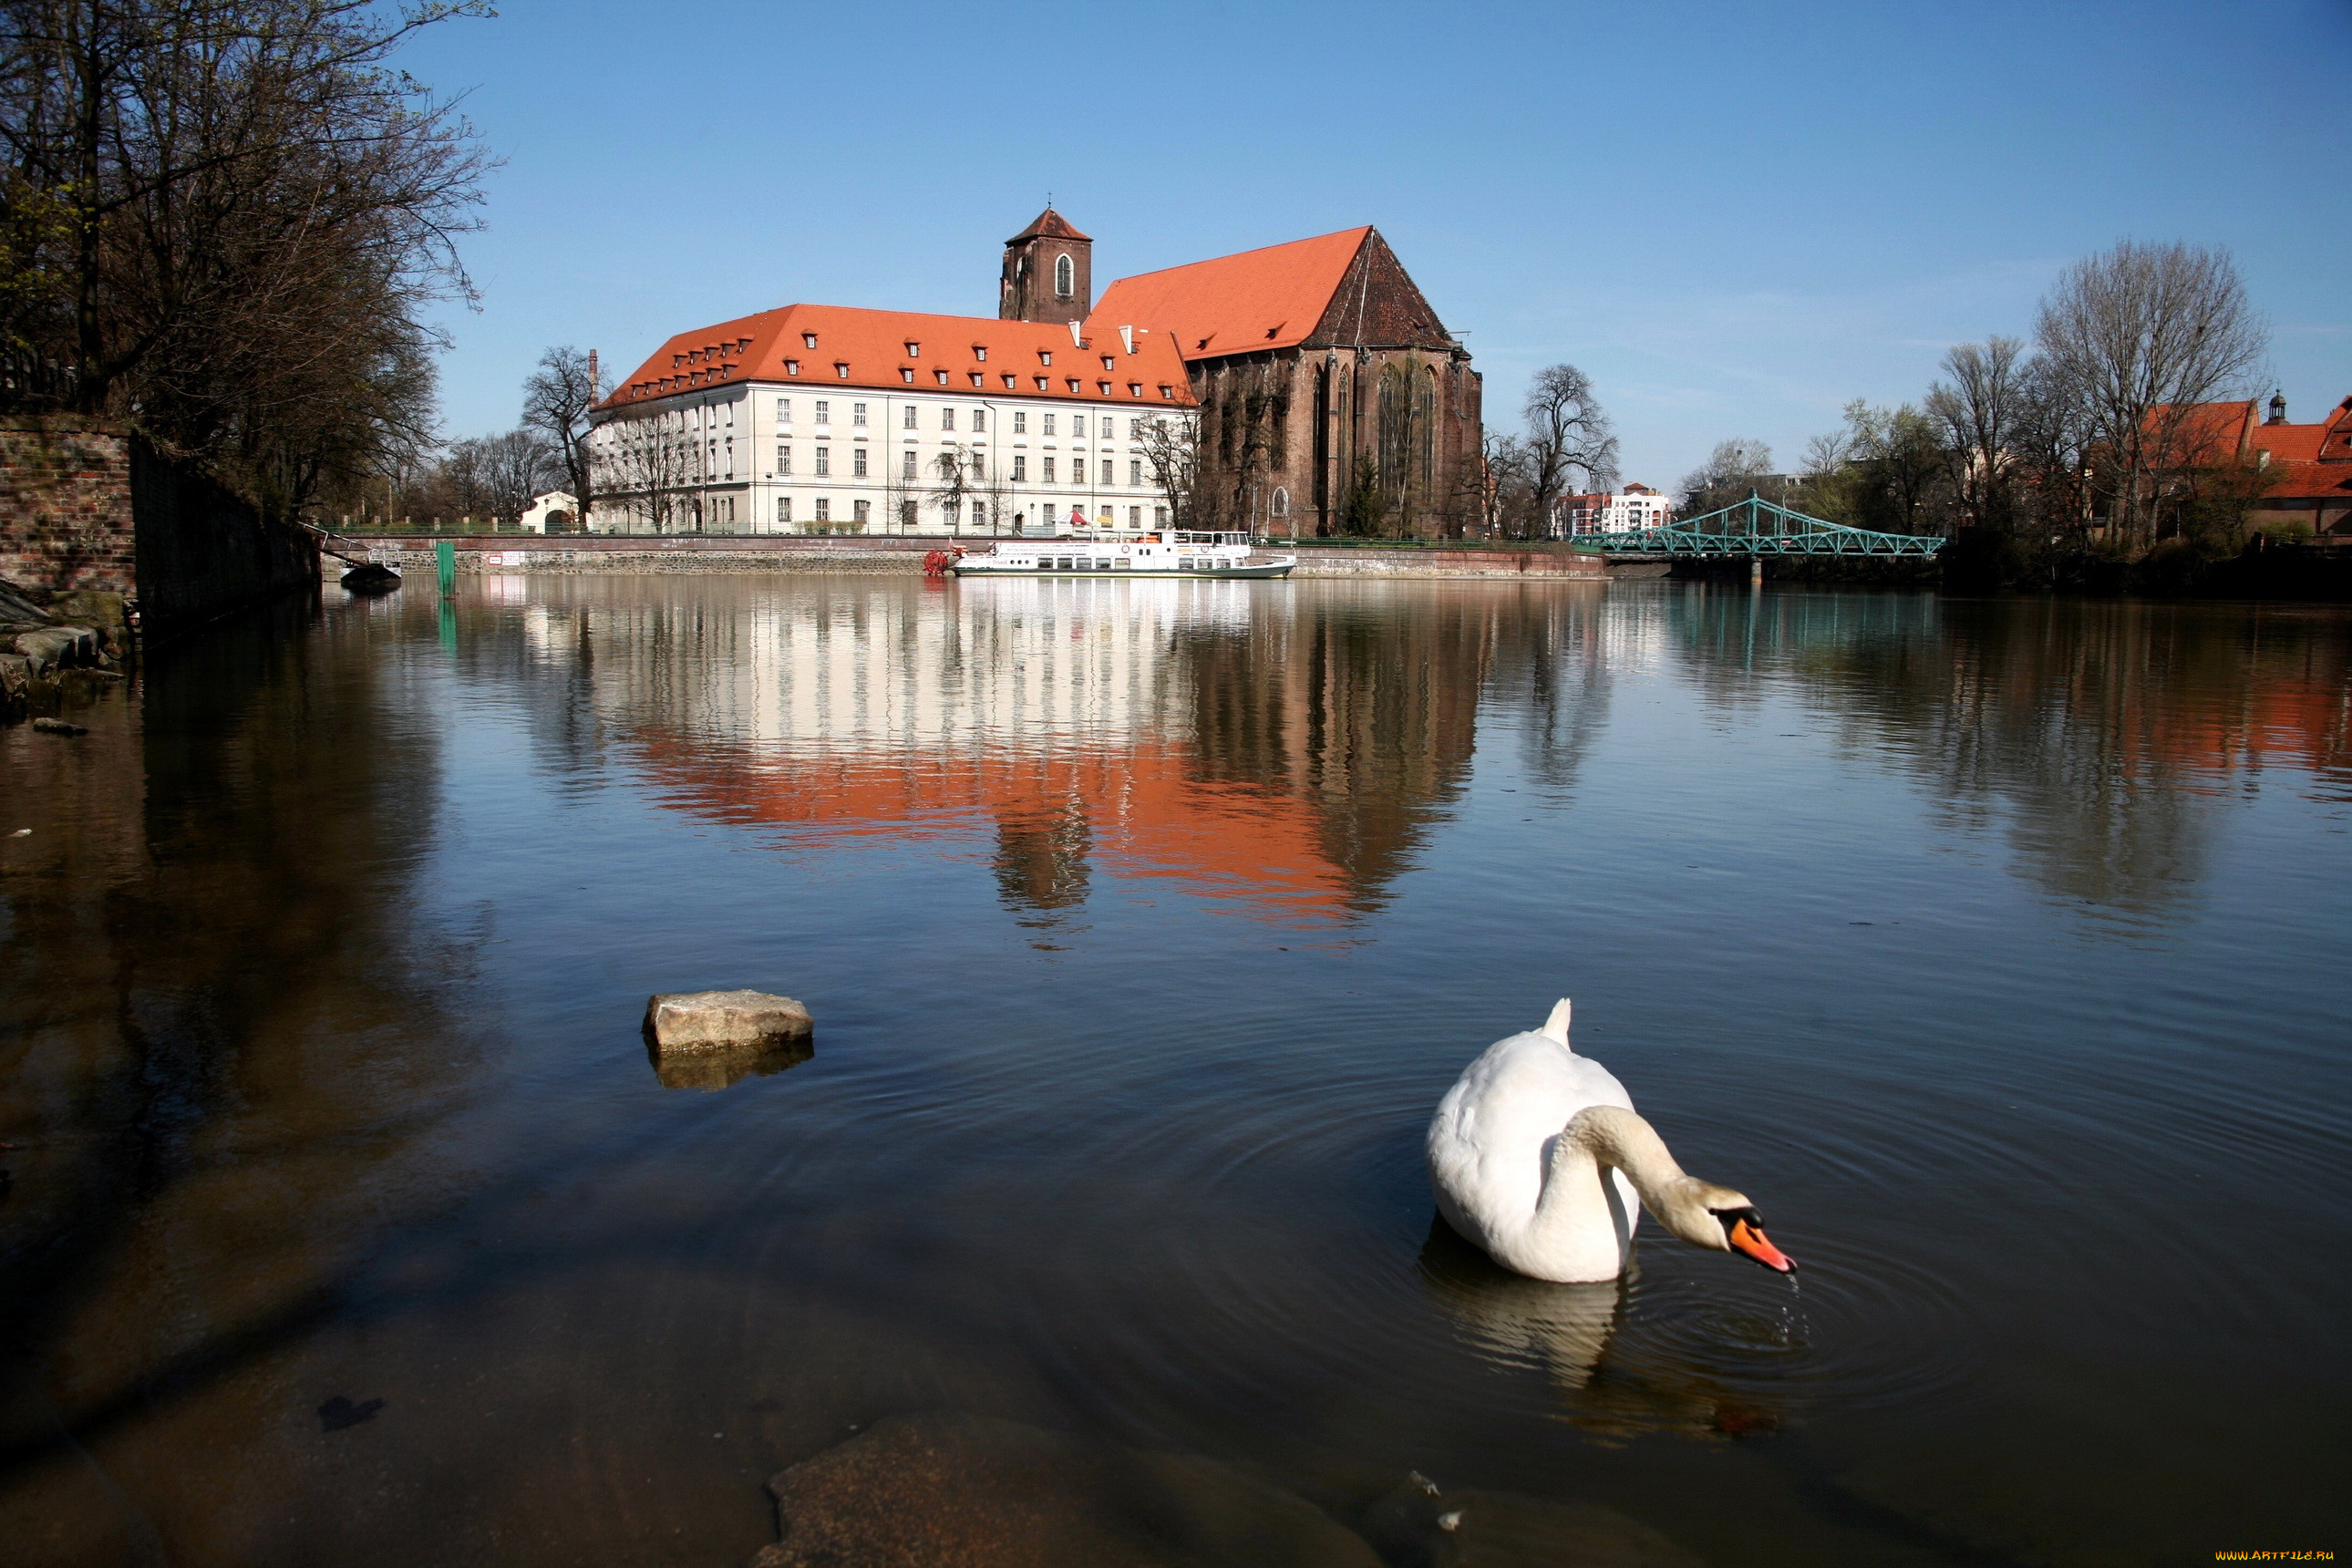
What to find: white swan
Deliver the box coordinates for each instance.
[1427,999,1795,1284]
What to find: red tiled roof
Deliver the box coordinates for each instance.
[2249,423,2329,463]
[1007,206,1089,243]
[1088,228,1372,360]
[2154,400,2256,465]
[598,304,1195,412]
[2264,460,2352,501]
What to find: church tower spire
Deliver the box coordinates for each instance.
[999,207,1092,325]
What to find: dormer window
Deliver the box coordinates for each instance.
[934,369,950,386]
[1001,375,1016,389]
[1037,350,1052,366]
[785,359,799,376]
[801,333,819,349]
[1034,377,1049,390]
[1159,385,1173,399]
[973,346,988,361]
[969,373,984,387]
[901,367,915,382]
[904,341,920,356]
[1101,356,1116,371]
[1128,383,1142,397]
[834,363,849,379]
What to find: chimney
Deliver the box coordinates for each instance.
[2267,389,2286,425]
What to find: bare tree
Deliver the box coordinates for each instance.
[1138,413,1200,531]
[1841,400,1952,533]
[521,346,598,518]
[1520,364,1618,539]
[2032,240,2267,547]
[930,448,980,534]
[1924,336,2030,533]
[0,0,490,515]
[589,410,692,534]
[1679,438,1773,516]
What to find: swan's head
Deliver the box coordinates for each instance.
[1657,1181,1797,1274]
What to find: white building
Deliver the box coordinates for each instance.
[1553,483,1673,538]
[586,304,1200,538]
[519,490,578,532]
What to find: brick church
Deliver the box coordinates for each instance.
[1004,208,1482,537]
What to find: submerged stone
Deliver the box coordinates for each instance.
[754,1412,1382,1568]
[31,717,88,737]
[643,989,812,1055]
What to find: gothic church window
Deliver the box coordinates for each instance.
[1054,254,1074,297]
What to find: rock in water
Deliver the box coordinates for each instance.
[31,717,88,737]
[753,1412,1383,1568]
[643,989,812,1055]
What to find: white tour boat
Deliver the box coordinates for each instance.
[947,530,1296,579]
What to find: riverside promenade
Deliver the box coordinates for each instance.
[322,533,1610,581]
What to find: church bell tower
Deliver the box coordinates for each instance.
[999,207,1092,325]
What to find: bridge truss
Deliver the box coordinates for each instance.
[1567,493,1947,557]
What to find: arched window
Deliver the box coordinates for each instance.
[1272,488,1290,519]
[1054,253,1074,298]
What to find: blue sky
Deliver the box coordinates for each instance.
[402,0,2348,490]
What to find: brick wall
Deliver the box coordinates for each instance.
[1,416,317,638]
[0,418,138,596]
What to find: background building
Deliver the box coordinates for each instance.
[588,304,1197,536]
[590,208,1480,539]
[1553,483,1673,537]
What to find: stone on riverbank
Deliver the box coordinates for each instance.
[13,625,97,674]
[643,989,812,1055]
[753,1412,1384,1568]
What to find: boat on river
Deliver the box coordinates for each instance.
[946,529,1296,579]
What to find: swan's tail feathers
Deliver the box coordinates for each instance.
[1540,997,1573,1045]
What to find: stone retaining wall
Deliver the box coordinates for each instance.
[322,536,1609,581]
[1,416,318,639]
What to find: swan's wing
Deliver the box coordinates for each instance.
[1428,1033,1635,1244]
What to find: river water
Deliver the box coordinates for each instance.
[2,576,2347,1566]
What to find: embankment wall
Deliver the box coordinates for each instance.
[321,536,1611,581]
[0,416,317,639]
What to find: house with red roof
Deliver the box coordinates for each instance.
[587,209,1480,538]
[2149,391,2352,539]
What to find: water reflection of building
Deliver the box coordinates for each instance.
[538,578,1501,924]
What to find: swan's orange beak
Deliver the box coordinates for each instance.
[1728,1218,1795,1274]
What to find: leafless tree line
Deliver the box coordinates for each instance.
[0,0,491,518]
[1682,241,2270,565]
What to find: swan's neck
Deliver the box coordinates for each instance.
[1561,1105,1693,1207]
[1531,1106,1703,1273]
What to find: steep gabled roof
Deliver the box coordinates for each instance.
[597,303,1194,412]
[1089,228,1373,359]
[2156,399,2257,466]
[1006,207,1089,243]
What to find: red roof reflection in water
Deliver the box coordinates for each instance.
[624,731,1359,925]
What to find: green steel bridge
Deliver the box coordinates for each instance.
[1568,492,1948,557]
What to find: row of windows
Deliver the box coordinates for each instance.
[771,399,1166,439]
[770,497,1175,531]
[767,447,1155,487]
